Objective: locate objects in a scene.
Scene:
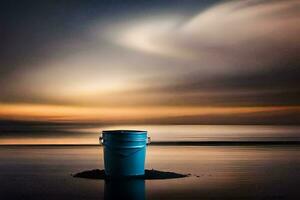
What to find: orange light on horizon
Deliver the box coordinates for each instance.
[0,137,97,145]
[0,103,299,122]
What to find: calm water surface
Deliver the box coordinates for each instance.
[0,145,300,199]
[2,125,300,144]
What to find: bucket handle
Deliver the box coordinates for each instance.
[147,137,151,145]
[99,137,151,145]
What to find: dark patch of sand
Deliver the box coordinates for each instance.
[72,169,189,180]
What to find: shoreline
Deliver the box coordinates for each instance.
[1,141,300,147]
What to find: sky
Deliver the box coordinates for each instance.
[0,0,300,143]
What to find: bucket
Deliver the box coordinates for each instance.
[100,130,149,177]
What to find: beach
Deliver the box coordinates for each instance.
[1,144,300,199]
[1,0,299,199]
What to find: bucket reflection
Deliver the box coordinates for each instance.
[104,179,145,200]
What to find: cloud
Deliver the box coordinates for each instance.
[103,0,300,107]
[0,0,299,109]
[115,0,300,74]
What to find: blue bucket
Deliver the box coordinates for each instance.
[100,130,149,177]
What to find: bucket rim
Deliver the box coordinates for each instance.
[102,130,147,134]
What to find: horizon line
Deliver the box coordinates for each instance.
[1,141,300,146]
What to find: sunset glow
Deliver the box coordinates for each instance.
[0,0,299,144]
[1,103,299,123]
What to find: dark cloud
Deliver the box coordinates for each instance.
[180,59,299,92]
[143,108,300,125]
[0,119,99,138]
[107,52,297,107]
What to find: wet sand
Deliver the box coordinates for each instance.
[1,145,300,199]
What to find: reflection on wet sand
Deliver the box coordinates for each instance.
[73,168,189,200]
[105,179,145,200]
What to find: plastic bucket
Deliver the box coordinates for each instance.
[100,130,149,177]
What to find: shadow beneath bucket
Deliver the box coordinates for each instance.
[72,169,189,180]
